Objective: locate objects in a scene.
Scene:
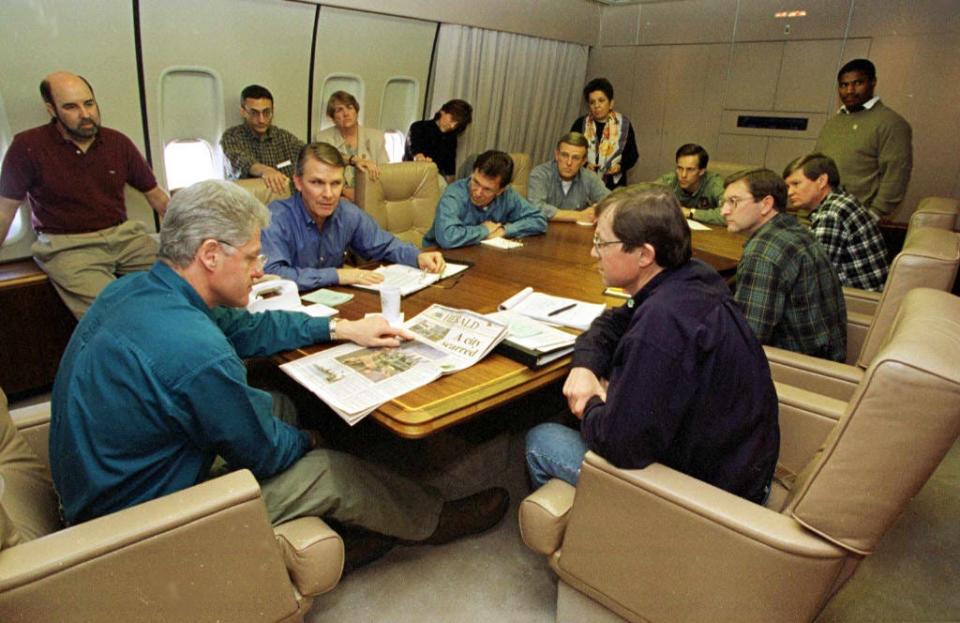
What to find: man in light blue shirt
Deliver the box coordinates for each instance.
[422,150,547,249]
[262,142,445,291]
[528,132,609,222]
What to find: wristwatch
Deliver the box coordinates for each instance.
[328,318,338,340]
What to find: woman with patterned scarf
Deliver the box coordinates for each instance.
[570,78,639,190]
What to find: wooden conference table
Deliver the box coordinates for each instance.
[278,222,745,439]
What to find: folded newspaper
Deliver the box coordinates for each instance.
[280,304,508,425]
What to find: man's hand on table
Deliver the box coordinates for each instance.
[417,251,446,273]
[337,267,385,285]
[335,316,415,348]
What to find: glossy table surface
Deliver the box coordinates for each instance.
[280,221,745,438]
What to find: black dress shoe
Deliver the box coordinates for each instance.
[424,487,510,545]
[340,528,397,575]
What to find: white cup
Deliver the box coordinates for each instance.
[380,286,402,325]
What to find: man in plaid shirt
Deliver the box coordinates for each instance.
[221,85,304,195]
[783,153,888,292]
[722,169,846,362]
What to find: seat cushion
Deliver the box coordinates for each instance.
[0,389,61,545]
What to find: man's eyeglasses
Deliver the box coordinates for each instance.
[721,195,756,211]
[592,234,623,254]
[217,240,267,269]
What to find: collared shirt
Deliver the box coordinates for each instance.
[809,189,889,292]
[840,95,880,114]
[50,261,327,524]
[0,120,157,234]
[422,178,548,249]
[528,161,609,219]
[262,193,420,291]
[734,213,847,362]
[220,123,304,178]
[572,260,780,504]
[403,119,458,176]
[654,170,726,224]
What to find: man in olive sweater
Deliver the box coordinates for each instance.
[814,58,912,221]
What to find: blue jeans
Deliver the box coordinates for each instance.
[525,422,589,489]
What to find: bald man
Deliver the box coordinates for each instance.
[0,71,169,318]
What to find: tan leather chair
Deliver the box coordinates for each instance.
[764,227,960,400]
[233,177,293,205]
[0,389,343,622]
[519,288,960,623]
[355,161,441,248]
[908,196,959,234]
[509,152,532,199]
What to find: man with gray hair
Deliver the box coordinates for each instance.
[50,180,508,565]
[527,132,609,222]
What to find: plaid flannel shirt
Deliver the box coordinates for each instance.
[809,190,889,292]
[734,213,847,362]
[220,123,304,179]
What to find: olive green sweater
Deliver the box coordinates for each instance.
[815,101,912,219]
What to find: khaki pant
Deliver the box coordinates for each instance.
[32,220,159,319]
[218,393,443,541]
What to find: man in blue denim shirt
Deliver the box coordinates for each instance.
[262,142,445,291]
[422,150,547,249]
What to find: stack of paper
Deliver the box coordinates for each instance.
[499,287,605,331]
[248,279,337,317]
[481,237,523,249]
[487,310,576,368]
[353,263,470,296]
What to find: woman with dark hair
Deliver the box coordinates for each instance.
[315,90,387,201]
[570,78,638,190]
[404,99,473,183]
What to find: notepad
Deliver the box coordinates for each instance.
[686,219,711,231]
[481,237,523,249]
[353,263,470,297]
[302,288,354,307]
[499,287,605,331]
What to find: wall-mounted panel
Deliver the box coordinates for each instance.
[311,7,435,141]
[139,0,316,189]
[716,134,768,166]
[766,137,818,176]
[0,0,149,260]
[598,4,640,46]
[720,110,826,140]
[638,0,738,45]
[775,40,850,113]
[848,0,960,38]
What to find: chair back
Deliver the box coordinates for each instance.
[856,227,960,367]
[783,289,960,555]
[908,196,959,235]
[355,161,441,248]
[0,388,61,549]
[508,152,532,199]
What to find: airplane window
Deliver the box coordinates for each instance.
[164,139,220,191]
[0,90,26,244]
[384,131,405,163]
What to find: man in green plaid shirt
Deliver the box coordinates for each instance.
[783,153,889,292]
[722,168,846,362]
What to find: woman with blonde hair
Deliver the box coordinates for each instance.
[315,90,388,200]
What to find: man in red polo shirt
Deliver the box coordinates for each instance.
[0,71,169,318]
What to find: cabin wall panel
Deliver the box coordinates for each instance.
[304,0,600,46]
[598,5,641,46]
[139,0,316,190]
[724,42,783,111]
[734,0,853,41]
[311,7,435,140]
[637,0,738,45]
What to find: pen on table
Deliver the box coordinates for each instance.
[547,303,577,317]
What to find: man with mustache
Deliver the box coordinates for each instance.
[0,71,169,318]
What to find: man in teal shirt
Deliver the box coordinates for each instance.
[50,180,508,551]
[655,143,726,225]
[423,150,547,248]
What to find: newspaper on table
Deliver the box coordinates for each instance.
[280,304,508,425]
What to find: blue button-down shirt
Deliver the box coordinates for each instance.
[422,178,548,249]
[50,262,328,524]
[262,194,421,291]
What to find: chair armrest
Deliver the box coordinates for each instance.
[519,478,577,555]
[274,516,344,597]
[843,287,880,316]
[0,470,301,623]
[775,382,847,479]
[846,311,873,366]
[10,403,51,467]
[555,454,849,623]
[764,345,863,402]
